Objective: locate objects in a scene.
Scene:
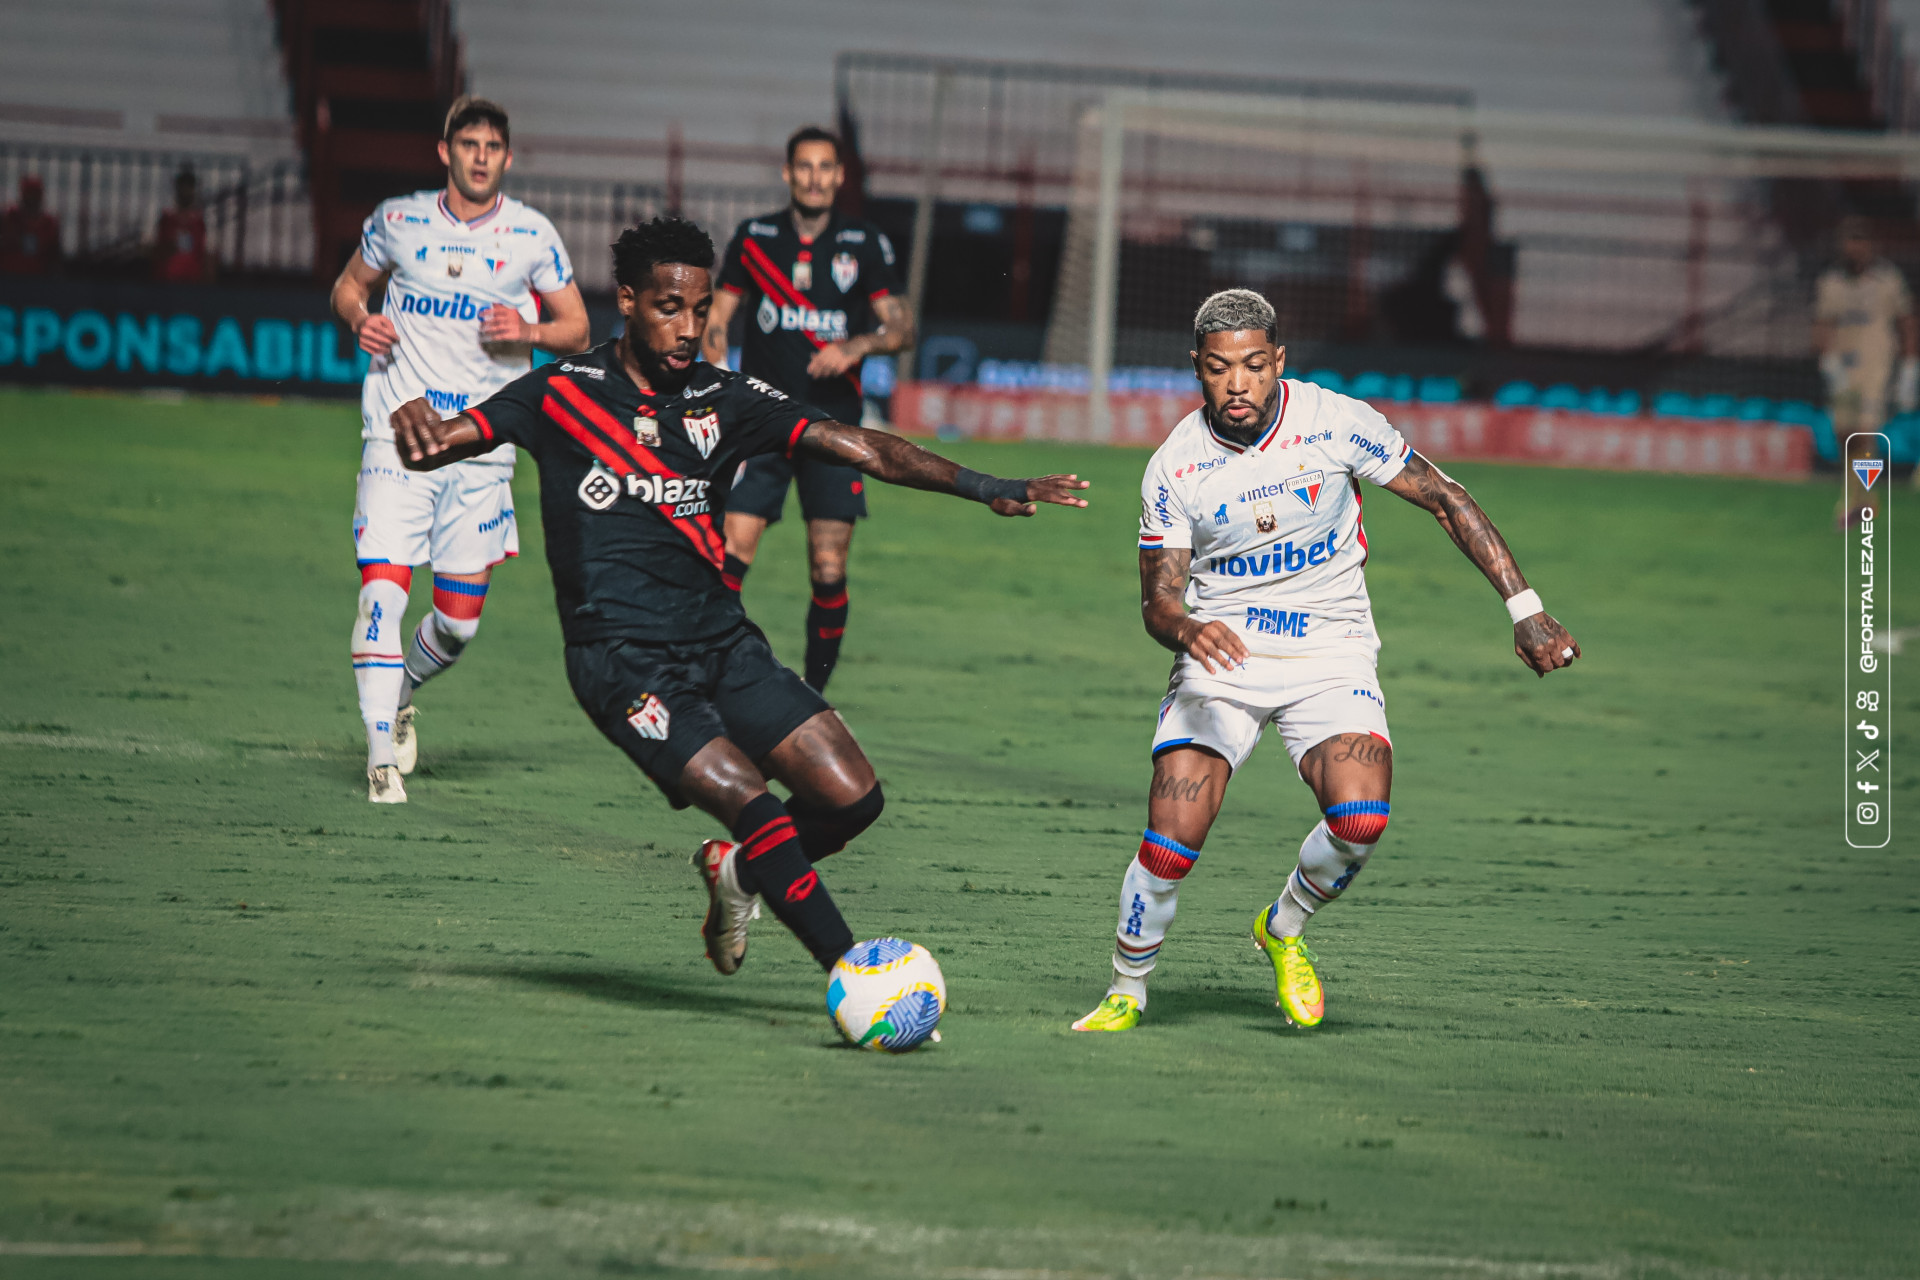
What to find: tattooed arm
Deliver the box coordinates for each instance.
[807,294,917,379]
[796,420,1089,516]
[1140,547,1247,674]
[1382,451,1579,676]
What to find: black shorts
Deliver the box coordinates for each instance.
[727,451,868,525]
[564,622,830,808]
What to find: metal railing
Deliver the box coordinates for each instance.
[0,141,311,276]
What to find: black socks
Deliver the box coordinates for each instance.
[730,792,853,969]
[804,578,849,692]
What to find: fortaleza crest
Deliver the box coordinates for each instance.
[1285,469,1325,511]
[831,251,859,292]
[633,413,661,448]
[683,410,721,458]
[1853,457,1885,490]
[625,694,671,741]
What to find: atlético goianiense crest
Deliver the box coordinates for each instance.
[831,252,859,292]
[1286,469,1325,511]
[683,410,721,459]
[1853,458,1885,490]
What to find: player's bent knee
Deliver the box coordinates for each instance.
[1324,800,1389,845]
[789,782,883,860]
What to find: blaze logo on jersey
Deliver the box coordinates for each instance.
[757,295,780,333]
[1286,469,1325,511]
[634,414,661,447]
[626,695,671,741]
[1853,458,1885,489]
[683,411,721,458]
[578,464,620,511]
[832,251,859,292]
[1254,501,1277,533]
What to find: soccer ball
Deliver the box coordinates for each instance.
[827,938,946,1053]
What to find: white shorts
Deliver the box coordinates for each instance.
[352,440,518,574]
[1151,651,1391,770]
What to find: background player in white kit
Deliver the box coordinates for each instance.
[1073,290,1580,1033]
[330,97,589,802]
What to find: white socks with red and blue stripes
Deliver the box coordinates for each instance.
[1266,804,1388,937]
[401,574,488,704]
[1107,828,1200,1006]
[352,565,412,768]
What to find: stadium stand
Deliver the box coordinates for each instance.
[457,0,1730,184]
[0,0,291,144]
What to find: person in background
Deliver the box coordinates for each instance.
[1815,217,1917,520]
[0,176,62,275]
[154,167,211,284]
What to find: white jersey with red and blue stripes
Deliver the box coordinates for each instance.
[1137,379,1411,659]
[357,188,574,460]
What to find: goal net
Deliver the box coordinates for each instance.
[1044,89,1920,434]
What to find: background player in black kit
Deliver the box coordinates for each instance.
[703,126,916,691]
[390,216,1087,981]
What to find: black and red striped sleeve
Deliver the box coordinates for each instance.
[464,365,551,448]
[863,224,902,299]
[724,373,819,459]
[716,220,752,297]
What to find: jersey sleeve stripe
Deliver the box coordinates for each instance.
[469,408,494,441]
[719,282,743,295]
[785,417,811,456]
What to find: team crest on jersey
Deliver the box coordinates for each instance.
[683,411,721,458]
[1853,457,1885,489]
[633,414,661,447]
[578,464,620,511]
[1254,501,1277,533]
[626,695,671,741]
[831,252,859,292]
[482,254,511,276]
[756,294,779,334]
[1285,469,1325,511]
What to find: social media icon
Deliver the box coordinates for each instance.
[1856,802,1880,825]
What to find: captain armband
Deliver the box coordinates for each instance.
[952,468,1029,506]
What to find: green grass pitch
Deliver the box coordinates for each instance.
[0,385,1914,1279]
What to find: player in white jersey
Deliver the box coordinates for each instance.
[329,96,589,803]
[1072,290,1580,1033]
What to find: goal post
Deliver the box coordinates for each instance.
[1066,88,1920,434]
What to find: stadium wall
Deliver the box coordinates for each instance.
[0,278,367,396]
[891,381,1814,478]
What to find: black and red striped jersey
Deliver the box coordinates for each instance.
[468,339,817,643]
[716,208,900,423]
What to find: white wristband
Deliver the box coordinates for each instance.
[1505,589,1544,625]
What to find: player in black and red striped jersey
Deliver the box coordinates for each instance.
[390,216,1087,983]
[704,126,914,692]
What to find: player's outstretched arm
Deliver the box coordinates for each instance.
[795,420,1089,517]
[1139,547,1246,674]
[1382,451,1579,677]
[390,399,494,471]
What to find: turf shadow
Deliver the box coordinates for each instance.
[460,962,822,1019]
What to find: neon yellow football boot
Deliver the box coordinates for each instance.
[1070,993,1142,1032]
[1253,907,1324,1028]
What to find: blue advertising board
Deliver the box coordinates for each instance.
[0,277,369,396]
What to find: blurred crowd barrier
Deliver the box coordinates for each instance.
[892,381,1813,478]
